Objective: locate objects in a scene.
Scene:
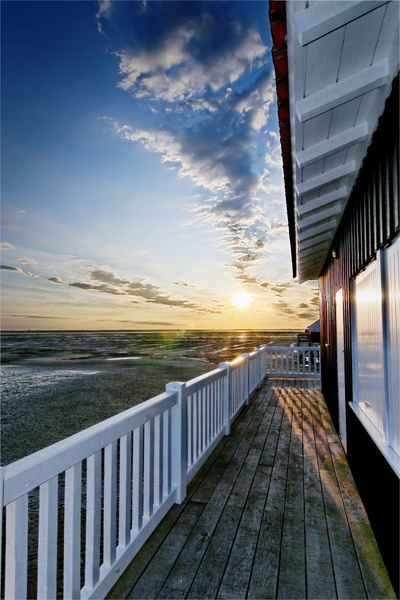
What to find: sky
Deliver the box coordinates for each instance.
[1,0,319,331]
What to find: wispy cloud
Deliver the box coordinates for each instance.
[98,2,284,284]
[1,264,34,277]
[0,242,14,250]
[16,258,38,266]
[48,277,63,284]
[63,268,221,314]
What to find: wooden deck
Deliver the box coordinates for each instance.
[107,379,395,600]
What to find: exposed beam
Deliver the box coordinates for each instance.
[295,123,368,168]
[298,219,337,242]
[299,241,330,258]
[297,187,348,216]
[299,250,328,267]
[299,230,334,250]
[292,1,388,46]
[296,162,355,196]
[298,203,343,230]
[295,60,388,122]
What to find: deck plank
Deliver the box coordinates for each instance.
[106,378,396,600]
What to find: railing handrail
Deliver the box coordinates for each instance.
[2,390,178,506]
[0,343,320,600]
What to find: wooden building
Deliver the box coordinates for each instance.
[269,1,399,594]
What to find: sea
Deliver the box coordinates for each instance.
[1,330,298,466]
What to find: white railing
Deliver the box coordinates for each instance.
[0,344,319,600]
[265,346,320,378]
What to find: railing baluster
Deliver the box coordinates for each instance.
[187,395,192,468]
[64,462,82,600]
[193,392,198,461]
[104,441,117,568]
[38,476,58,600]
[153,414,163,507]
[85,450,101,590]
[132,425,144,532]
[163,409,171,498]
[119,433,132,550]
[5,494,28,600]
[202,387,206,453]
[143,420,154,520]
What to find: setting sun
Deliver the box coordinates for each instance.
[231,292,252,309]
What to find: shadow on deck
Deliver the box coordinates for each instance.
[107,379,395,600]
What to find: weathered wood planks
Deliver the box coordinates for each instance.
[107,378,396,600]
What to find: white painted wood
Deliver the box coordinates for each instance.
[38,476,58,600]
[167,382,187,504]
[162,409,171,498]
[153,414,163,508]
[296,162,356,195]
[119,433,132,550]
[353,255,387,435]
[80,492,177,600]
[104,441,117,568]
[336,289,347,451]
[132,425,144,533]
[143,420,154,520]
[298,218,338,241]
[299,230,334,249]
[84,450,101,591]
[383,236,400,457]
[64,462,82,600]
[298,203,343,229]
[297,187,348,216]
[293,1,387,46]
[5,494,28,600]
[296,123,368,168]
[2,391,177,506]
[338,5,387,81]
[299,241,330,258]
[296,60,388,122]
[219,363,230,435]
[305,26,345,97]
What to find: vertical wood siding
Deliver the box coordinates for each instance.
[319,75,399,425]
[319,75,399,595]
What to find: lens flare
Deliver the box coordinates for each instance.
[231,292,252,309]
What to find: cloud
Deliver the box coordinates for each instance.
[99,2,283,283]
[1,218,22,231]
[0,242,14,250]
[7,314,75,320]
[133,250,149,254]
[104,2,268,102]
[49,277,63,284]
[96,319,179,326]
[67,268,221,314]
[1,264,34,277]
[173,281,197,288]
[16,258,38,266]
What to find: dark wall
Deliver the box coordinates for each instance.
[319,76,399,595]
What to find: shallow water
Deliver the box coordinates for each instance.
[1,330,298,465]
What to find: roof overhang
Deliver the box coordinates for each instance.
[270,1,399,283]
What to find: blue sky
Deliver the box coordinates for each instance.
[1,0,318,330]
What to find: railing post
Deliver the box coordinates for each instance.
[260,345,267,381]
[167,382,187,504]
[254,348,261,389]
[219,363,231,435]
[241,353,250,405]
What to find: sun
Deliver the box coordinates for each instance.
[231,292,252,309]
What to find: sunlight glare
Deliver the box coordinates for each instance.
[231,292,252,309]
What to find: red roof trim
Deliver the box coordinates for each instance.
[269,1,297,278]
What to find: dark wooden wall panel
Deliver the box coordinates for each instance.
[319,75,399,595]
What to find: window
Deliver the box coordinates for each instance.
[351,235,400,475]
